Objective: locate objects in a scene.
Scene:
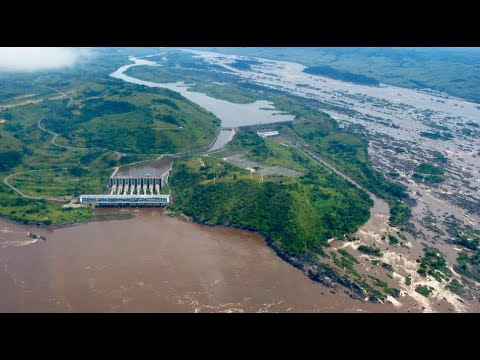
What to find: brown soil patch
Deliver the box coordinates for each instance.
[14,93,37,100]
[1,99,41,109]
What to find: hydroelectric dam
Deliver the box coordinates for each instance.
[80,158,172,207]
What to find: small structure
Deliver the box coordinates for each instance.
[256,129,279,138]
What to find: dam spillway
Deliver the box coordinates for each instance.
[109,158,172,196]
[80,158,173,207]
[109,176,166,195]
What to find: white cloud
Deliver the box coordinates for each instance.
[0,47,93,72]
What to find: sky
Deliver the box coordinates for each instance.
[0,47,92,72]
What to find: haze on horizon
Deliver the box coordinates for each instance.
[0,47,93,72]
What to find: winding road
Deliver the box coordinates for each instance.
[37,118,125,160]
[3,168,69,203]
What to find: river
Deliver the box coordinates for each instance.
[1,54,468,313]
[0,211,398,313]
[110,57,295,152]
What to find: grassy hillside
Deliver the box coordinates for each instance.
[0,181,95,225]
[170,133,373,255]
[287,119,411,226]
[42,81,220,154]
[0,67,220,225]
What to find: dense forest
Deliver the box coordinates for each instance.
[0,150,22,172]
[170,133,373,255]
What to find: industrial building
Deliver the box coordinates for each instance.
[79,159,173,207]
[79,194,170,207]
[256,129,279,138]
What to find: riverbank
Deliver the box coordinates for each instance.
[0,209,400,313]
[1,203,370,303]
[0,210,133,230]
[2,204,475,312]
[163,207,371,302]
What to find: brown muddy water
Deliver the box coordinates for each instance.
[0,209,398,313]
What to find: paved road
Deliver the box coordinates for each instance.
[281,129,375,197]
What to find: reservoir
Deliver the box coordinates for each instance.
[110,57,295,129]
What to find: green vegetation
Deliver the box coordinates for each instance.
[388,234,399,245]
[130,49,412,227]
[0,182,94,225]
[358,245,383,257]
[424,175,445,183]
[381,262,394,272]
[331,250,362,279]
[420,131,453,140]
[9,166,110,198]
[454,237,479,251]
[445,216,480,251]
[455,250,480,282]
[198,47,480,103]
[446,279,464,295]
[405,275,412,286]
[415,285,434,297]
[287,117,410,226]
[228,131,311,172]
[0,53,221,225]
[413,173,444,183]
[432,151,448,164]
[413,163,445,184]
[371,259,395,272]
[338,249,360,264]
[304,65,379,86]
[0,150,22,172]
[228,59,263,71]
[44,84,220,154]
[171,144,372,254]
[0,48,421,302]
[332,249,362,278]
[416,247,452,282]
[368,275,400,297]
[416,163,444,175]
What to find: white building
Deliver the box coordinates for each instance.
[257,130,279,138]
